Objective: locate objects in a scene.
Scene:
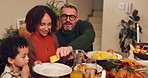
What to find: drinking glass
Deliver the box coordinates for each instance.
[70,49,84,78]
[84,58,97,78]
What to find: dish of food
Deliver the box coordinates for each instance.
[104,59,145,78]
[86,51,122,60]
[133,45,148,60]
[33,63,72,77]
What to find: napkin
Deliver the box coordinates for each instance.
[128,44,135,60]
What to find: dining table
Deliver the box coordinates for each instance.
[92,51,146,78]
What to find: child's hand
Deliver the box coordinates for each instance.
[20,64,30,78]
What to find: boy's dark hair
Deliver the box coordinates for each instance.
[0,36,28,65]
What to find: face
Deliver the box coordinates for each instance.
[36,13,52,36]
[12,47,29,68]
[60,8,78,31]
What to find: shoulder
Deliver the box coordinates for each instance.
[26,36,32,42]
[1,65,14,78]
[55,28,62,35]
[50,33,58,39]
[50,33,59,48]
[77,20,92,25]
[76,20,93,29]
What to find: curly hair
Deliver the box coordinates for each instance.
[0,36,28,65]
[25,5,57,33]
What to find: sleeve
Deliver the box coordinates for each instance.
[68,21,96,51]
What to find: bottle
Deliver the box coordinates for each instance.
[70,49,84,78]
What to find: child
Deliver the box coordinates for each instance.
[0,36,31,78]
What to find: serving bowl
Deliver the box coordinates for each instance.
[134,53,148,60]
[133,43,148,60]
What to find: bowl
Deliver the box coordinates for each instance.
[134,53,148,60]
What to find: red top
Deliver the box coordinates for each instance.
[32,33,56,63]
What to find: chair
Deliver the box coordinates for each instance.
[19,26,32,38]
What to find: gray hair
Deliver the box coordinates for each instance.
[61,3,78,14]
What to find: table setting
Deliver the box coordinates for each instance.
[31,43,148,78]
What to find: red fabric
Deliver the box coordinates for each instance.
[32,33,56,78]
[32,33,56,63]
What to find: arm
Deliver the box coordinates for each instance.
[68,21,95,51]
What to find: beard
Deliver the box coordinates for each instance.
[63,22,73,31]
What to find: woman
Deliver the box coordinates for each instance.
[25,5,72,78]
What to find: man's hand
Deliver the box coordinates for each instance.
[56,46,73,59]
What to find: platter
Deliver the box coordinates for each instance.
[136,60,148,67]
[33,63,72,77]
[114,53,122,60]
[86,51,122,60]
[132,60,148,72]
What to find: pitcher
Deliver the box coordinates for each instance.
[70,49,84,78]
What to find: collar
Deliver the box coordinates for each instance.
[1,65,21,78]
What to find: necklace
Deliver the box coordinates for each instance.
[34,36,49,51]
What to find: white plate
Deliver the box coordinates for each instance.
[33,63,72,77]
[74,63,103,73]
[114,53,122,60]
[86,51,113,60]
[86,51,122,60]
[135,60,148,72]
[136,60,148,67]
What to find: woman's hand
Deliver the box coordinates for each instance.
[20,64,30,78]
[56,46,73,59]
[34,60,42,65]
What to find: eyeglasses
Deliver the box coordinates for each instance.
[60,14,77,21]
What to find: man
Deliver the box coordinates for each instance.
[56,3,95,58]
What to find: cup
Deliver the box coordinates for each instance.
[85,58,97,78]
[83,68,96,78]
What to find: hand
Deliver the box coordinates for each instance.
[56,46,73,59]
[34,60,42,65]
[20,64,30,78]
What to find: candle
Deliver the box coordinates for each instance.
[137,24,139,43]
[101,70,106,78]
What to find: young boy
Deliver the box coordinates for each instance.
[0,36,31,78]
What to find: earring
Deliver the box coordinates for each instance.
[49,30,51,33]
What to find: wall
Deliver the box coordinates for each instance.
[102,0,148,52]
[0,0,92,38]
[69,0,92,20]
[93,0,103,11]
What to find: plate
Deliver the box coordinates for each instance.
[33,63,72,77]
[114,53,122,60]
[135,60,148,72]
[74,63,103,73]
[86,51,122,60]
[136,60,148,67]
[86,51,113,60]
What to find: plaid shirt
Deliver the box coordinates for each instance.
[0,65,21,78]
